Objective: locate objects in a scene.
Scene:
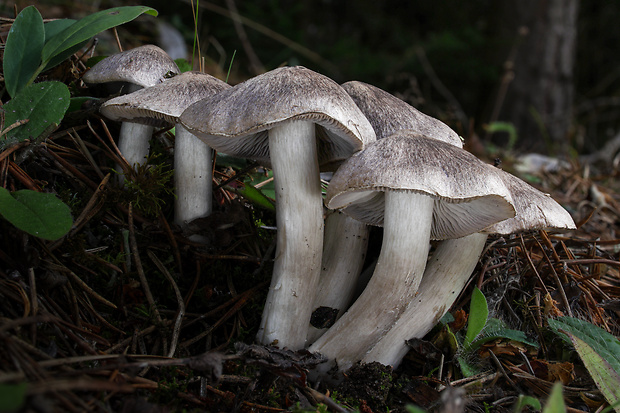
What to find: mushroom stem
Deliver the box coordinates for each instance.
[256,120,324,349]
[309,191,433,372]
[306,211,369,345]
[173,125,213,225]
[116,122,154,182]
[362,233,488,369]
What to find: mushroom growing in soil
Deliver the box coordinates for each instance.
[308,131,516,373]
[100,71,230,227]
[362,167,576,369]
[307,80,465,344]
[82,45,179,178]
[179,66,376,349]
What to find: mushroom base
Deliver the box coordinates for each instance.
[309,191,434,373]
[363,232,488,368]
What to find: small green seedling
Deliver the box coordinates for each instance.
[448,287,538,377]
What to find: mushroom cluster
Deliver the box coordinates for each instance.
[83,46,575,378]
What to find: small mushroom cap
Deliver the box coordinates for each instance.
[179,66,377,169]
[82,45,179,88]
[341,81,463,148]
[326,130,516,240]
[100,72,230,127]
[483,168,576,234]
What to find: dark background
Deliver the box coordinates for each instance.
[3,0,617,157]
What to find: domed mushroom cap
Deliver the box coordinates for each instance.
[100,71,230,127]
[82,45,179,88]
[484,168,576,234]
[326,131,516,240]
[179,66,377,169]
[341,81,462,148]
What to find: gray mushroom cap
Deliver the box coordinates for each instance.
[483,168,576,234]
[341,81,463,147]
[326,131,516,240]
[179,66,377,170]
[100,71,230,127]
[82,45,179,89]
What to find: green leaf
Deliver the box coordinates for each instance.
[0,187,73,241]
[67,96,97,113]
[405,405,427,413]
[44,42,90,72]
[174,58,193,73]
[485,121,518,150]
[3,6,45,97]
[563,331,620,412]
[245,169,276,201]
[471,318,539,349]
[0,382,27,412]
[2,81,70,148]
[237,184,275,212]
[457,355,480,377]
[464,287,488,348]
[43,19,85,71]
[548,317,620,375]
[513,394,542,412]
[41,6,158,65]
[44,18,76,40]
[542,382,566,413]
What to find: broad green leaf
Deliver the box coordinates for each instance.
[549,317,620,375]
[44,18,76,40]
[43,19,88,70]
[0,187,73,241]
[563,331,620,412]
[41,6,158,64]
[464,287,488,348]
[3,6,45,97]
[0,382,27,412]
[2,81,70,148]
[542,383,566,413]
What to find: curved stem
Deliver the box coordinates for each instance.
[173,124,213,225]
[309,191,433,372]
[256,121,324,349]
[362,233,488,368]
[306,211,369,345]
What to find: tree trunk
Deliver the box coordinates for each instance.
[497,0,579,153]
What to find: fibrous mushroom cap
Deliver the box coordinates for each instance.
[82,45,179,88]
[100,71,230,127]
[341,80,463,148]
[179,66,377,169]
[326,131,516,239]
[483,168,576,234]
